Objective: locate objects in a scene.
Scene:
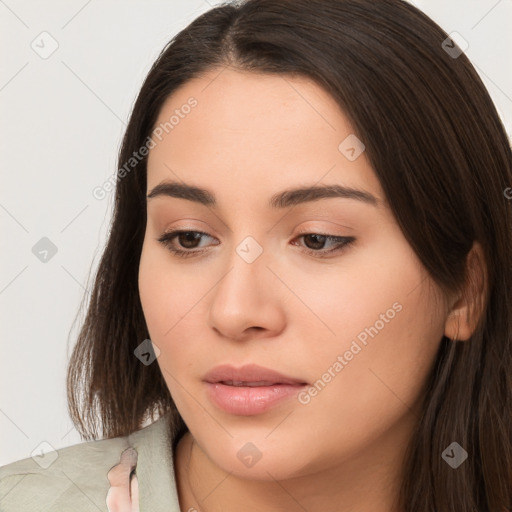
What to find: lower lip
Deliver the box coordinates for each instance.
[205,382,306,415]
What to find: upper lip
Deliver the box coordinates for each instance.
[203,364,308,386]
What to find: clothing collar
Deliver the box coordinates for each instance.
[127,412,181,511]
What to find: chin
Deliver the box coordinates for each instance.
[195,430,320,481]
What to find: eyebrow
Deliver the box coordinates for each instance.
[146,181,379,208]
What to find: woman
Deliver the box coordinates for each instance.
[1,0,511,511]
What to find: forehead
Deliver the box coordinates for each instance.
[146,67,384,206]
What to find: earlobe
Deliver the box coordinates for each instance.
[444,308,471,341]
[443,241,488,342]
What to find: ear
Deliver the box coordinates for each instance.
[444,241,488,341]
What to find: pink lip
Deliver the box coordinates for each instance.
[203,364,307,386]
[203,364,308,416]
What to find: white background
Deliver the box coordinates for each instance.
[1,0,511,466]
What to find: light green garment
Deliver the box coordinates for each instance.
[0,412,182,511]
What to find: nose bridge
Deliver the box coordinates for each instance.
[207,231,284,338]
[216,233,269,306]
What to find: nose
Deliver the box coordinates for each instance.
[207,240,286,342]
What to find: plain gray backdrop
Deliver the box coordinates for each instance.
[1,0,511,466]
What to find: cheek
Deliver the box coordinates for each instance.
[290,239,445,414]
[138,239,215,390]
[281,241,425,361]
[138,240,201,337]
[297,265,444,447]
[296,295,443,468]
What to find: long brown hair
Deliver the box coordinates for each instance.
[66,0,512,510]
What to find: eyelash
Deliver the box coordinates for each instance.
[156,229,356,259]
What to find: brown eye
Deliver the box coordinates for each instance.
[157,230,217,258]
[157,230,355,259]
[174,231,203,249]
[302,233,328,250]
[293,233,356,258]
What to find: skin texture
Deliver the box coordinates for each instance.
[138,67,476,512]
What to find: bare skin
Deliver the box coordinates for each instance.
[138,66,484,511]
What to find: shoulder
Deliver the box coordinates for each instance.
[0,415,171,511]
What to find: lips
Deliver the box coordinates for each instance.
[221,381,280,387]
[203,364,308,415]
[203,364,308,387]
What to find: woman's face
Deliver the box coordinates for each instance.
[138,67,450,480]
